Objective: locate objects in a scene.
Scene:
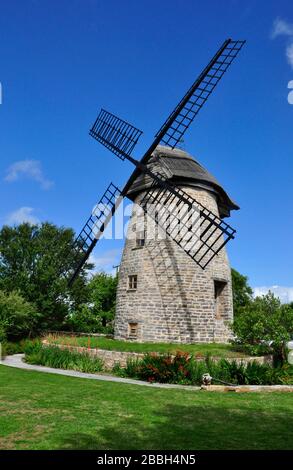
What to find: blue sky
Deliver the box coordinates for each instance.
[0,0,292,296]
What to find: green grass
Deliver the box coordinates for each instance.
[0,365,293,450]
[45,334,248,357]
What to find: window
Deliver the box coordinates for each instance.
[128,322,138,339]
[214,280,227,319]
[136,231,145,248]
[128,275,138,290]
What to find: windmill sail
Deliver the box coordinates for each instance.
[89,40,245,167]
[121,38,245,200]
[138,176,235,269]
[68,182,122,285]
[154,39,245,149]
[68,38,245,284]
[89,109,143,161]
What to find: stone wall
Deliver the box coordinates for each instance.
[201,384,293,393]
[42,340,145,369]
[115,185,233,344]
[42,341,273,370]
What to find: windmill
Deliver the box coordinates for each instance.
[69,38,245,343]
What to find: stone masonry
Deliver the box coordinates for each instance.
[42,340,273,369]
[114,146,237,344]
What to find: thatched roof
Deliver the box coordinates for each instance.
[127,145,239,218]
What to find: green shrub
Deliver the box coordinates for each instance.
[1,341,23,357]
[25,345,104,374]
[111,362,125,376]
[0,324,6,343]
[68,272,117,334]
[124,358,147,379]
[22,338,42,355]
[231,268,253,316]
[137,351,193,384]
[68,304,111,334]
[231,342,271,357]
[0,290,40,341]
[231,292,293,362]
[120,352,208,385]
[1,338,41,358]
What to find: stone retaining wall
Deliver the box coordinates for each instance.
[42,340,273,370]
[42,340,145,369]
[201,385,293,392]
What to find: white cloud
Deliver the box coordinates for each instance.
[286,43,293,68]
[271,18,293,38]
[4,160,54,190]
[6,207,40,225]
[271,17,293,69]
[253,286,293,304]
[89,248,122,275]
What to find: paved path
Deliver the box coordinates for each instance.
[1,354,201,391]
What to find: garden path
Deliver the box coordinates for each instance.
[1,354,201,391]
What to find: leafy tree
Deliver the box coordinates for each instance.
[0,223,92,330]
[67,304,104,333]
[231,292,293,362]
[231,268,253,315]
[69,272,118,333]
[88,272,118,326]
[0,290,39,341]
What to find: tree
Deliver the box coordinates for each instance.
[67,304,105,333]
[69,272,118,333]
[231,268,253,315]
[0,290,39,341]
[88,272,118,327]
[231,292,293,362]
[0,222,92,330]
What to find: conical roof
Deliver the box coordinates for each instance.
[127,145,239,218]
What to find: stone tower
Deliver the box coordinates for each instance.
[114,146,239,344]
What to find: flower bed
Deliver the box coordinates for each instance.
[23,341,293,386]
[25,341,103,374]
[42,339,273,369]
[22,339,293,386]
[113,351,292,386]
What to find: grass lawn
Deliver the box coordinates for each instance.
[45,334,248,358]
[0,365,293,450]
